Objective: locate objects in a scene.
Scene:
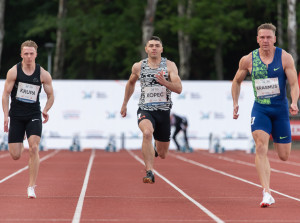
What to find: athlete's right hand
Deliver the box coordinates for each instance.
[120,106,127,118]
[233,104,239,119]
[4,117,9,132]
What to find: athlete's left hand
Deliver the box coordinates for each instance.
[290,103,299,116]
[42,111,49,123]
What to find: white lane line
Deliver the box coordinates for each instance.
[173,154,300,203]
[268,157,300,167]
[0,153,10,159]
[214,155,300,178]
[127,150,224,223]
[0,150,60,184]
[72,149,95,223]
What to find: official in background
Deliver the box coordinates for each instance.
[170,113,191,152]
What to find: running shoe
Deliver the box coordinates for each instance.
[143,170,155,184]
[154,143,158,157]
[260,189,275,207]
[27,186,36,199]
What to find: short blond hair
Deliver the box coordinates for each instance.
[257,23,276,35]
[21,40,38,52]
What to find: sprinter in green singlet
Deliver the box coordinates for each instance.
[232,23,299,207]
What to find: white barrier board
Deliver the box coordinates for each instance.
[0,80,254,150]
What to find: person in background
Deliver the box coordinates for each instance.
[170,113,191,152]
[231,23,299,207]
[120,36,182,184]
[2,40,54,198]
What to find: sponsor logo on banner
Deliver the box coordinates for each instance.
[96,92,107,98]
[190,92,201,99]
[63,110,80,119]
[106,111,117,119]
[82,91,93,99]
[214,112,225,119]
[177,93,186,99]
[200,112,210,120]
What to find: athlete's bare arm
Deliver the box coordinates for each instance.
[40,67,54,123]
[231,53,252,119]
[2,66,17,132]
[120,62,141,118]
[155,60,182,94]
[282,50,299,115]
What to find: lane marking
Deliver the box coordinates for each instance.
[72,149,95,223]
[0,150,60,184]
[172,154,300,203]
[209,154,300,178]
[127,150,224,223]
[0,153,10,159]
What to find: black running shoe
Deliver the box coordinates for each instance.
[143,170,155,184]
[154,147,158,157]
[154,143,158,157]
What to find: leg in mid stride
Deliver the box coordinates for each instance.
[252,130,275,207]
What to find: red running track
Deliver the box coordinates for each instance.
[1,148,300,222]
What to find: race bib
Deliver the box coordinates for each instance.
[16,82,40,103]
[144,86,167,105]
[255,78,280,99]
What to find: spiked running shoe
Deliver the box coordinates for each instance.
[27,186,36,199]
[154,143,158,157]
[143,170,155,184]
[260,189,275,207]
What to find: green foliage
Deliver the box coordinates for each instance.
[1,0,300,80]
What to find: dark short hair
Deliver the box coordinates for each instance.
[257,23,276,35]
[147,36,163,46]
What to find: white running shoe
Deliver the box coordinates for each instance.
[27,186,36,199]
[260,189,275,207]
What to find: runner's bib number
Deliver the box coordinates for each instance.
[16,82,40,103]
[255,78,280,99]
[144,86,167,105]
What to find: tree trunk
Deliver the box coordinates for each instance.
[277,0,283,48]
[141,0,158,59]
[214,41,223,80]
[287,0,297,69]
[53,0,67,79]
[0,0,5,71]
[177,0,192,80]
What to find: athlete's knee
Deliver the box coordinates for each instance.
[255,142,268,156]
[142,129,153,141]
[278,151,290,161]
[159,151,168,159]
[9,146,22,160]
[29,144,39,155]
[279,155,289,161]
[10,153,21,160]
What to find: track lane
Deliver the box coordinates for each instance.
[81,149,219,223]
[159,151,300,222]
[0,150,92,222]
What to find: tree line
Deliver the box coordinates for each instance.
[0,0,298,80]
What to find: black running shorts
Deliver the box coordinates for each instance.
[137,108,171,142]
[8,113,42,143]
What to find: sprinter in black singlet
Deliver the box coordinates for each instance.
[2,40,54,198]
[120,36,182,183]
